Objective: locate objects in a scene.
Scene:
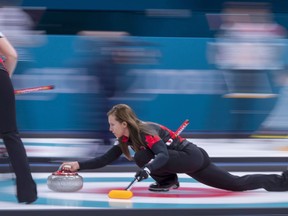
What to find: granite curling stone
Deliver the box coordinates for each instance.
[47,170,83,192]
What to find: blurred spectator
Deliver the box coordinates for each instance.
[210,1,287,132]
[73,31,160,146]
[74,31,129,145]
[213,2,286,96]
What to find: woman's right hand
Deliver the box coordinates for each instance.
[59,161,80,172]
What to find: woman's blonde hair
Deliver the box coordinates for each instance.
[107,104,155,160]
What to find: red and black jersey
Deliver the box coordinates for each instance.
[144,122,189,150]
[119,122,188,150]
[79,122,190,172]
[0,33,8,72]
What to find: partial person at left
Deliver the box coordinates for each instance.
[0,31,37,204]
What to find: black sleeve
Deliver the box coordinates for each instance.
[78,145,122,170]
[145,140,169,172]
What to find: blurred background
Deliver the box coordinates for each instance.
[1,0,288,167]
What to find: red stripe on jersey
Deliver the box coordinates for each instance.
[159,125,176,139]
[145,135,161,148]
[178,136,185,142]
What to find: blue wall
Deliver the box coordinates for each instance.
[12,35,287,136]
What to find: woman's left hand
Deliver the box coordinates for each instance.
[135,167,150,181]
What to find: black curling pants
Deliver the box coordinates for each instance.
[134,143,288,192]
[0,70,37,203]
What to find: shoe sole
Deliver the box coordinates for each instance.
[149,184,179,192]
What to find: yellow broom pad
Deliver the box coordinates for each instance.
[108,190,133,199]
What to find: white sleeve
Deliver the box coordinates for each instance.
[0,32,3,37]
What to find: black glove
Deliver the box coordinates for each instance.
[135,167,150,182]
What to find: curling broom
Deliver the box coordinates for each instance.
[14,85,55,95]
[108,119,190,199]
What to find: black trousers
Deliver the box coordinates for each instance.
[134,143,288,192]
[0,69,37,203]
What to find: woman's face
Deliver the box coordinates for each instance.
[108,114,129,138]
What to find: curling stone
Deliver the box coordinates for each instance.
[47,170,83,192]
